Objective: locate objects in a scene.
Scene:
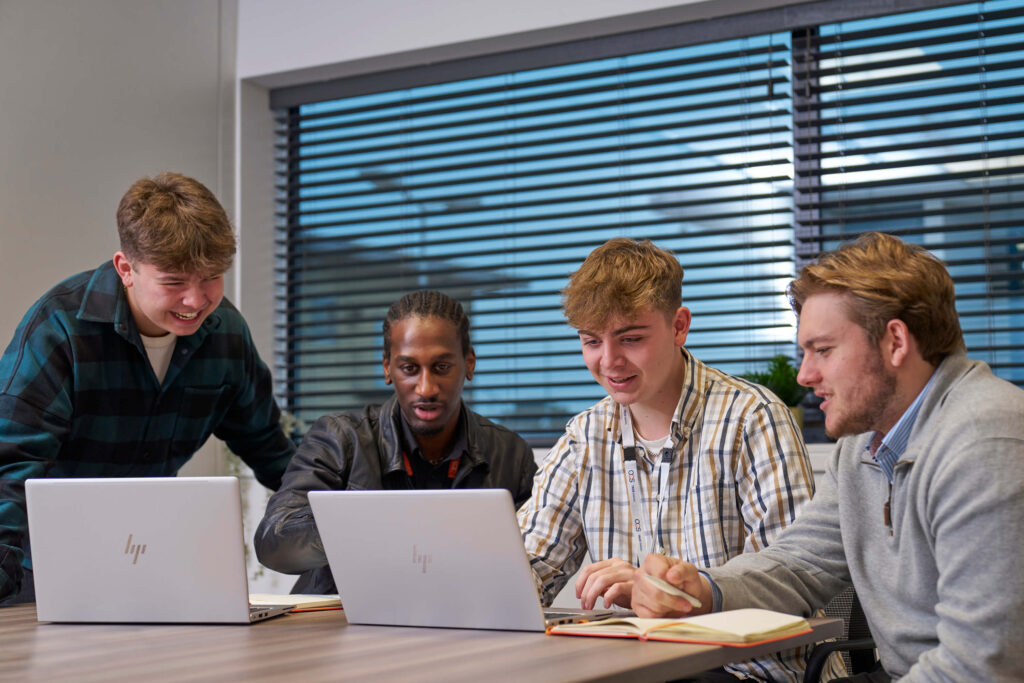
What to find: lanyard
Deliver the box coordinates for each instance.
[620,406,673,566]
[402,452,460,481]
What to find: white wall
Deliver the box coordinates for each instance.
[237,0,803,88]
[0,0,237,350]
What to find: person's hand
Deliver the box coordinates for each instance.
[631,554,712,618]
[575,557,635,610]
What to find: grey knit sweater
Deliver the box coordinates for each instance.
[706,352,1024,681]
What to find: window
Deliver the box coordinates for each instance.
[273,0,1024,444]
[794,1,1024,390]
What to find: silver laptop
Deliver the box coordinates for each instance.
[308,488,616,631]
[25,477,291,624]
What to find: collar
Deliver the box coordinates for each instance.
[380,395,481,473]
[77,261,133,330]
[868,367,939,482]
[397,403,469,466]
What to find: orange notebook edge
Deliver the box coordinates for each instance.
[548,625,813,648]
[643,626,814,647]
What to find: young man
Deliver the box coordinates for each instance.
[517,238,818,681]
[633,232,1024,682]
[0,172,296,604]
[255,290,537,593]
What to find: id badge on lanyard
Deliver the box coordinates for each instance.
[620,406,672,566]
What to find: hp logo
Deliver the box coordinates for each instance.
[412,545,431,573]
[124,534,146,565]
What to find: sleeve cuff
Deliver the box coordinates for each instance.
[699,570,723,611]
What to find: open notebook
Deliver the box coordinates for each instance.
[308,488,617,631]
[26,477,291,623]
[549,608,811,646]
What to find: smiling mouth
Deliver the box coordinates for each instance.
[607,376,635,387]
[172,311,200,321]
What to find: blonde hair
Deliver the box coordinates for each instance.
[116,172,236,274]
[562,238,682,330]
[788,232,964,365]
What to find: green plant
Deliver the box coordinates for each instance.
[741,355,809,407]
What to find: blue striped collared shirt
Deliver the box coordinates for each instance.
[870,370,939,482]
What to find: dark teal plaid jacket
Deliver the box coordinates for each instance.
[0,261,295,599]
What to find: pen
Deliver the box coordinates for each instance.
[642,572,703,609]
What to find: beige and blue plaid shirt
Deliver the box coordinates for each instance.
[519,350,821,681]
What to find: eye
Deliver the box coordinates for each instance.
[815,346,832,356]
[400,364,418,374]
[581,338,600,347]
[621,336,643,344]
[434,363,453,374]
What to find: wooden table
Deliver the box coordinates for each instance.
[0,604,841,682]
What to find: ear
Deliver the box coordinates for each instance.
[382,352,392,385]
[465,348,476,382]
[672,307,692,347]
[882,318,914,368]
[113,252,133,286]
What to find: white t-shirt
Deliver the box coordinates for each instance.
[140,332,177,384]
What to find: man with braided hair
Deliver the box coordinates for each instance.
[255,290,536,593]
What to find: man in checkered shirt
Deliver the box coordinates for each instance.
[518,237,822,682]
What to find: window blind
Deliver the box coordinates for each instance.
[275,33,796,443]
[794,0,1024,390]
[274,0,1024,444]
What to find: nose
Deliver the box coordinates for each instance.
[416,369,440,398]
[181,282,208,309]
[796,354,816,388]
[601,342,623,370]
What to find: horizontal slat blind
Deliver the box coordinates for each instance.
[794,0,1024,402]
[276,33,797,443]
[275,0,1024,445]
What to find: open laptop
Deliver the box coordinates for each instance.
[308,488,617,631]
[25,477,291,624]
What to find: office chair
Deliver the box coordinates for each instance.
[803,587,878,682]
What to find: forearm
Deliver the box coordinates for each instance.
[254,496,326,574]
[708,547,845,615]
[0,398,65,598]
[254,416,351,574]
[219,341,295,490]
[230,425,295,491]
[710,470,851,615]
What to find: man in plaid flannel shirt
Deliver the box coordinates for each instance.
[0,172,295,604]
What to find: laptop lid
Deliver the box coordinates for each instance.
[309,488,596,631]
[26,476,276,623]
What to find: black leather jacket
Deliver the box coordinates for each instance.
[254,395,537,593]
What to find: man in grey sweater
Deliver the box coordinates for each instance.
[630,232,1024,682]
